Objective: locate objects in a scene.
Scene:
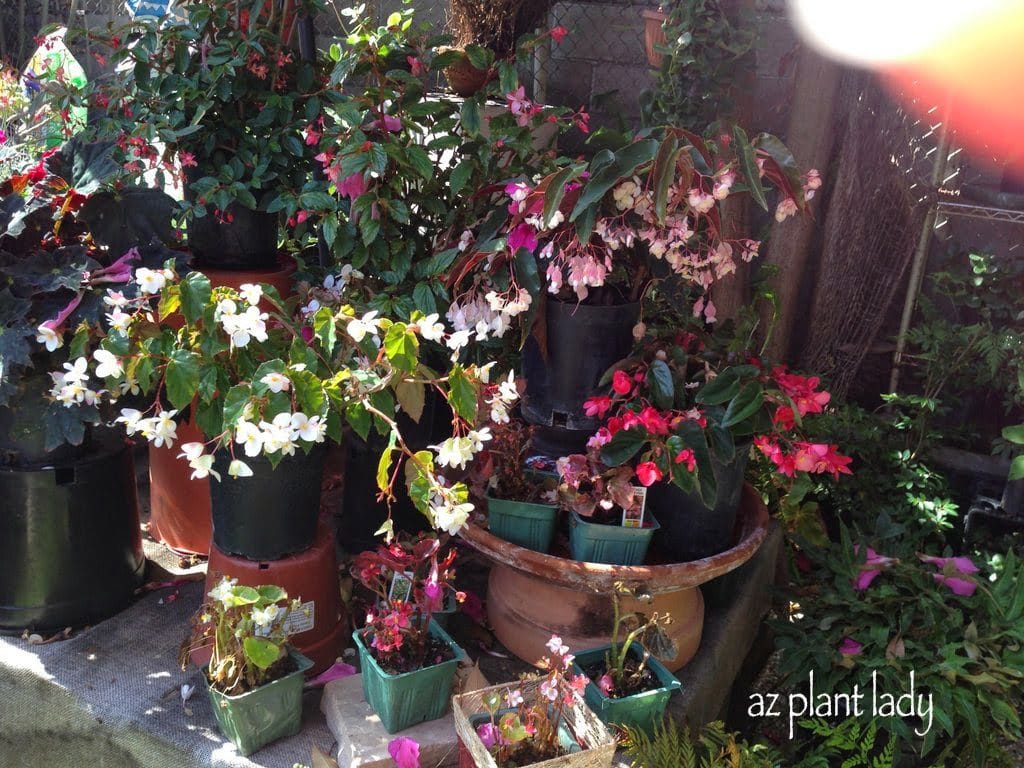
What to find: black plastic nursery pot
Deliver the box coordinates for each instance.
[0,441,145,632]
[186,203,281,271]
[206,648,314,757]
[649,449,749,562]
[210,445,327,561]
[522,298,640,455]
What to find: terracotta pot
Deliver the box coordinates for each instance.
[643,8,668,69]
[147,259,296,555]
[441,48,492,97]
[459,484,768,672]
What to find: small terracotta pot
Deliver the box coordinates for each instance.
[643,8,669,69]
[459,484,768,672]
[441,49,492,97]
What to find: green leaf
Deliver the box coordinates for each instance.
[450,159,475,197]
[283,134,304,157]
[646,359,674,410]
[395,379,425,423]
[222,384,252,427]
[179,272,212,325]
[721,383,764,428]
[164,350,200,410]
[696,369,741,405]
[570,139,659,238]
[460,99,481,137]
[313,306,337,357]
[405,145,434,181]
[347,403,371,441]
[383,323,419,373]
[675,420,717,504]
[542,165,582,226]
[447,364,478,422]
[1001,425,1024,445]
[1009,455,1024,482]
[377,431,397,493]
[242,636,282,670]
[257,585,286,603]
[652,135,680,224]
[733,125,767,211]
[600,428,648,466]
[513,249,541,348]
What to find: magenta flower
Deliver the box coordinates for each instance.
[918,553,979,597]
[596,673,615,695]
[339,172,367,201]
[507,223,538,254]
[388,736,420,768]
[838,637,863,656]
[851,545,896,591]
[0,128,7,145]
[476,722,498,749]
[374,114,402,132]
[918,554,979,574]
[932,574,977,597]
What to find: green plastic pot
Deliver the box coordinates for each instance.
[486,494,560,553]
[353,619,466,734]
[568,511,660,565]
[206,648,313,756]
[571,643,681,735]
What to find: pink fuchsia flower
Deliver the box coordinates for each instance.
[596,673,615,695]
[338,172,367,201]
[838,637,863,657]
[423,578,443,611]
[507,224,538,254]
[851,545,896,591]
[611,370,633,396]
[636,461,662,487]
[0,128,7,145]
[933,574,977,597]
[388,736,420,768]
[583,395,613,419]
[917,554,979,574]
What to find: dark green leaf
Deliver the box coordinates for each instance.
[242,636,282,670]
[179,272,211,325]
[164,350,200,410]
[733,125,767,211]
[600,427,648,466]
[447,364,478,422]
[646,359,674,410]
[721,383,764,428]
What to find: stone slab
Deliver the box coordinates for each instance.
[322,674,459,768]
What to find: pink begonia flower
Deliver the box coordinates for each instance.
[596,673,615,695]
[476,722,498,749]
[374,114,402,132]
[338,172,367,201]
[838,637,863,656]
[851,545,896,591]
[388,737,420,768]
[407,56,424,76]
[507,224,538,254]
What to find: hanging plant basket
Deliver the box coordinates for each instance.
[642,8,669,69]
[453,678,616,768]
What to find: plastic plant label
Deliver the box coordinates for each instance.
[388,571,414,602]
[621,486,647,528]
[282,600,315,635]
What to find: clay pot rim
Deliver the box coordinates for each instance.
[642,8,669,22]
[459,482,768,594]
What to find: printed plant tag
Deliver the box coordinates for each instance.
[388,571,414,602]
[622,485,647,528]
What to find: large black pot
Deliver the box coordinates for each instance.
[210,445,327,560]
[186,203,280,271]
[522,298,640,455]
[649,448,750,562]
[0,441,145,632]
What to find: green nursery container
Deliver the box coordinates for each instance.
[354,619,466,733]
[571,643,681,735]
[206,648,313,756]
[486,494,560,553]
[568,511,660,565]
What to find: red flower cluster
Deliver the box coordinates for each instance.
[772,367,830,417]
[754,436,852,479]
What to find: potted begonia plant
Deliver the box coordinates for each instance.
[585,322,850,561]
[55,260,493,559]
[557,448,660,566]
[453,634,616,768]
[570,583,680,735]
[448,127,816,454]
[350,535,467,733]
[188,576,312,756]
[465,375,561,553]
[76,0,326,270]
[0,138,177,630]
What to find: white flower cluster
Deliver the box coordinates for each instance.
[303,267,363,315]
[217,289,269,348]
[234,412,326,458]
[445,289,531,344]
[487,370,519,424]
[429,486,475,536]
[116,408,179,448]
[135,267,175,295]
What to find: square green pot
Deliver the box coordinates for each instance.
[486,494,560,553]
[568,511,660,565]
[353,619,466,734]
[571,643,681,735]
[206,648,313,756]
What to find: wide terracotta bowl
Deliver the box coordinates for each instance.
[459,483,769,671]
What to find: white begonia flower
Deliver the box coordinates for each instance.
[119,376,140,397]
[290,412,325,443]
[261,372,291,394]
[467,428,492,452]
[35,325,62,352]
[474,319,490,341]
[430,437,476,470]
[489,399,510,424]
[62,357,89,384]
[215,299,237,319]
[416,313,445,342]
[228,459,253,478]
[498,371,518,404]
[93,349,123,379]
[478,362,495,384]
[177,442,205,461]
[104,290,128,308]
[208,577,237,606]
[235,419,264,458]
[144,410,179,448]
[116,408,144,436]
[238,283,263,305]
[543,209,565,229]
[221,305,269,348]
[431,498,473,536]
[106,309,131,333]
[188,454,220,482]
[713,169,735,200]
[260,412,297,455]
[446,329,471,352]
[457,229,473,252]
[347,310,380,343]
[251,603,280,635]
[135,267,168,295]
[302,298,321,316]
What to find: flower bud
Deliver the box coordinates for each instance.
[632,322,646,341]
